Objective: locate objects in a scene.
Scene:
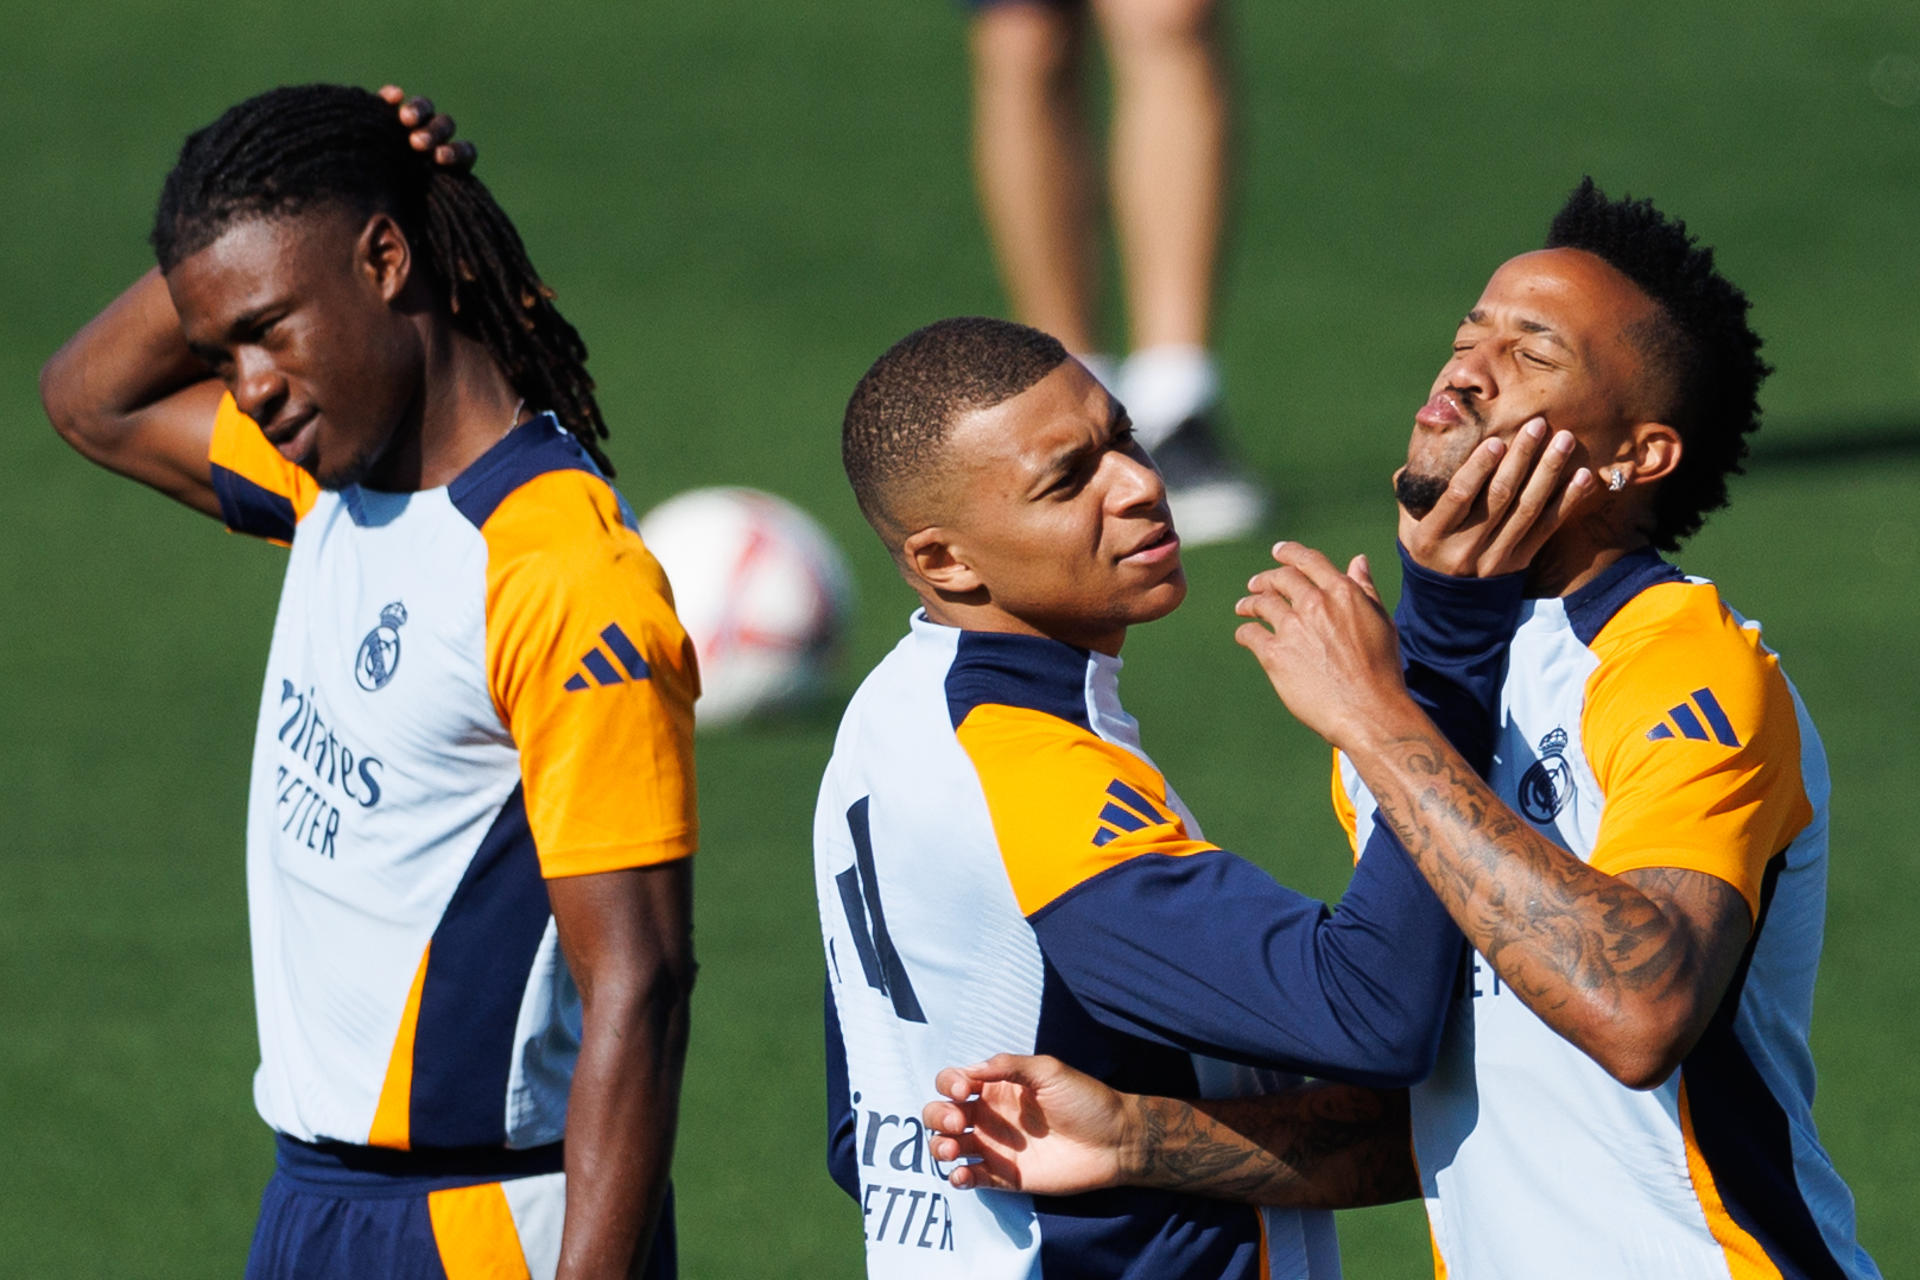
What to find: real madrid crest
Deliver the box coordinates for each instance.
[355,601,408,692]
[1517,726,1575,824]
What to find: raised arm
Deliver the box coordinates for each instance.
[40,268,227,517]
[39,87,470,518]
[1234,543,1753,1089]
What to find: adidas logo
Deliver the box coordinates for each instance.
[1092,779,1172,847]
[1645,687,1740,746]
[563,623,652,691]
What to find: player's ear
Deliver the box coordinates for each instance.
[358,211,414,304]
[902,526,984,597]
[1624,419,1682,485]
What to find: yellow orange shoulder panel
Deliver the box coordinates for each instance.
[481,469,700,878]
[954,704,1216,916]
[1581,581,1812,916]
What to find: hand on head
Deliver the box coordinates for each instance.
[921,1054,1135,1195]
[377,85,476,170]
[1398,415,1595,579]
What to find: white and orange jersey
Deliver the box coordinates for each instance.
[209,395,698,1151]
[1339,549,1878,1279]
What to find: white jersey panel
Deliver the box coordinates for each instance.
[816,622,1046,1276]
[247,487,521,1143]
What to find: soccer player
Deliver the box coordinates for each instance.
[966,0,1269,542]
[923,182,1882,1278]
[39,86,698,1280]
[816,316,1583,1276]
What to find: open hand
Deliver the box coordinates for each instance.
[922,1054,1138,1195]
[1234,543,1418,753]
[1398,416,1594,577]
[378,85,477,170]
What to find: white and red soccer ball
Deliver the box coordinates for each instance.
[637,487,855,728]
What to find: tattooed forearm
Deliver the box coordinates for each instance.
[1349,721,1752,1084]
[1127,1085,1419,1209]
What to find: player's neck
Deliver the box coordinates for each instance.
[918,594,1126,656]
[1528,524,1655,598]
[365,324,524,492]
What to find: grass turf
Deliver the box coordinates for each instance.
[1,0,1917,1273]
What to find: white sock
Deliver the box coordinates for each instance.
[1072,352,1120,395]
[1117,346,1220,448]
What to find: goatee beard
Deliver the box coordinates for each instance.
[1394,469,1450,518]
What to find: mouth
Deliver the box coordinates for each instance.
[1415,390,1475,430]
[264,411,319,464]
[1119,523,1180,564]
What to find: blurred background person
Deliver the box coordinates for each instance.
[967,0,1269,543]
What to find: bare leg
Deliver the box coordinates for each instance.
[1095,0,1226,353]
[970,2,1101,354]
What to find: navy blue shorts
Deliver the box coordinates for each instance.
[246,1135,675,1279]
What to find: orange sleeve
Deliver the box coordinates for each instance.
[207,393,319,543]
[955,704,1216,916]
[1581,583,1813,916]
[481,470,700,878]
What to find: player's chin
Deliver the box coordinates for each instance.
[310,436,382,491]
[1125,573,1188,623]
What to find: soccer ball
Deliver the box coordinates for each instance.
[637,487,856,728]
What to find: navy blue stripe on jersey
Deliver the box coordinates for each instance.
[1683,857,1849,1279]
[582,647,625,687]
[1670,700,1711,742]
[212,463,299,542]
[602,623,652,680]
[1024,956,1260,1278]
[823,981,860,1202]
[944,630,1093,731]
[271,1132,565,1197]
[1564,546,1689,647]
[1394,548,1528,773]
[448,414,598,530]
[1693,687,1742,747]
[1032,839,1459,1086]
[409,785,555,1148]
[1034,1188,1260,1280]
[1105,779,1169,825]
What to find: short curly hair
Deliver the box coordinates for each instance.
[842,317,1067,546]
[1545,178,1770,549]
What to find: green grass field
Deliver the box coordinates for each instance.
[3,1,1918,1273]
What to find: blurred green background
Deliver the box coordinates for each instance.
[3,0,1917,1274]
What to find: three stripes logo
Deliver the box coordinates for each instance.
[1646,687,1742,747]
[1092,779,1172,847]
[563,623,652,692]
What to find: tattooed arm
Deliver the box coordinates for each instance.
[1234,544,1753,1090]
[922,1054,1419,1208]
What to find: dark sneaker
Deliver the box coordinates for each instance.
[1148,412,1271,545]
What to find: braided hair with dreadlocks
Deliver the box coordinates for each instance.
[151,83,613,474]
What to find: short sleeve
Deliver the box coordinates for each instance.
[207,393,319,543]
[480,469,700,878]
[952,703,1215,916]
[1581,584,1813,916]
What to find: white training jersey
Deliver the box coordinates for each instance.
[1338,550,1878,1279]
[815,613,1342,1280]
[208,394,698,1151]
